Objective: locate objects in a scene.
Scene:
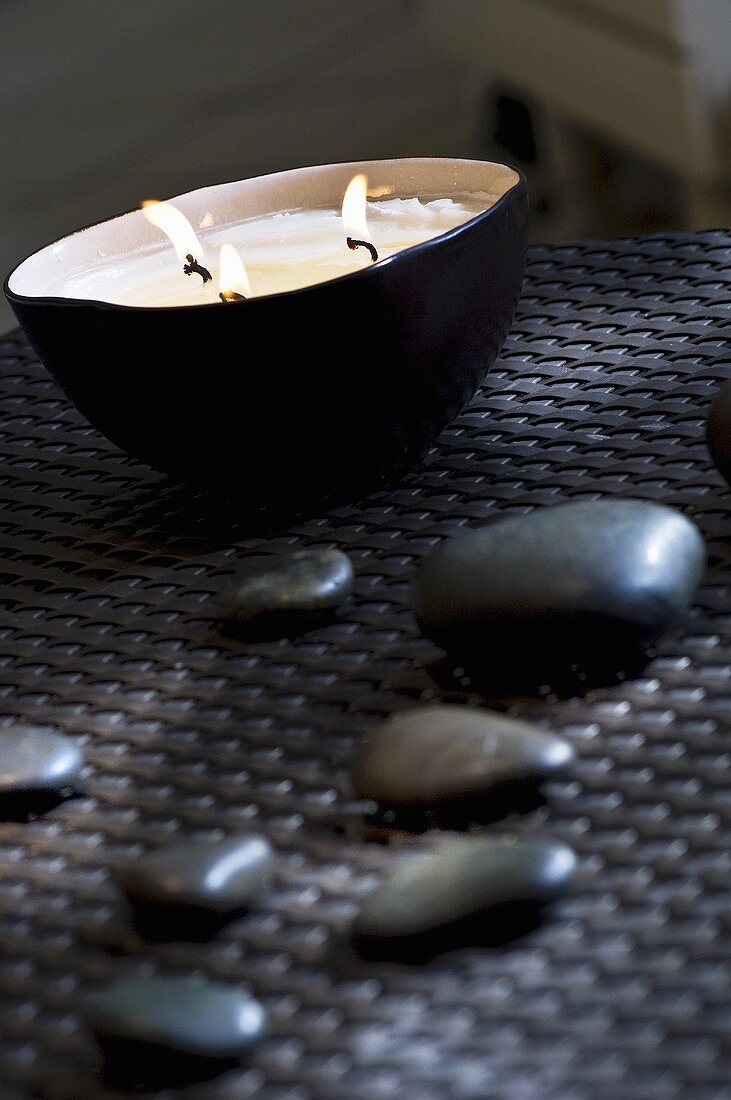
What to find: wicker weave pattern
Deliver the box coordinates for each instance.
[0,230,729,1099]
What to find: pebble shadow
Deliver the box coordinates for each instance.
[127,901,251,944]
[349,902,547,964]
[336,783,550,839]
[219,605,349,643]
[0,788,82,823]
[426,646,657,701]
[96,1037,240,1092]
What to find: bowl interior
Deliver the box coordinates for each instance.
[7,158,520,303]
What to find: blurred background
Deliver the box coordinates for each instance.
[1,0,729,330]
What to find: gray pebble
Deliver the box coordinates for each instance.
[414,500,705,670]
[352,705,573,806]
[354,834,577,940]
[220,547,353,630]
[0,725,83,799]
[85,974,266,1060]
[119,833,275,915]
[707,378,731,488]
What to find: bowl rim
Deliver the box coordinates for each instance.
[5,157,526,313]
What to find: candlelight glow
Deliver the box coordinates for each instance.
[341,173,371,242]
[142,200,206,264]
[219,243,251,298]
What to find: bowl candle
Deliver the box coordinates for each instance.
[36,186,497,308]
[218,243,251,303]
[342,172,379,263]
[5,158,528,508]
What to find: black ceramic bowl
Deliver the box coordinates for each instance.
[5,158,527,510]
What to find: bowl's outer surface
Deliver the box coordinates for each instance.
[6,163,528,508]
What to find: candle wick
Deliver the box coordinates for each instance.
[219,290,247,303]
[347,237,379,263]
[183,254,213,283]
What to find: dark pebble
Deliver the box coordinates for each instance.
[354,834,577,942]
[0,725,83,813]
[85,975,266,1061]
[119,833,275,922]
[414,500,705,676]
[352,705,573,807]
[707,378,731,487]
[220,547,353,633]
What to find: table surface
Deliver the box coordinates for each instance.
[0,230,729,1100]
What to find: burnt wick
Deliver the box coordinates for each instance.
[219,290,247,302]
[183,254,213,283]
[347,237,379,263]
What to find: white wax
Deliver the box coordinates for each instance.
[56,192,497,307]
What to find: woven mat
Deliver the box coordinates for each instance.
[0,230,729,1100]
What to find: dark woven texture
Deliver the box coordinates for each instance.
[0,230,730,1100]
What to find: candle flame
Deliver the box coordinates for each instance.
[219,243,251,298]
[141,200,206,264]
[341,173,370,242]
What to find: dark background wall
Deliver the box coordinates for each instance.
[2,0,729,330]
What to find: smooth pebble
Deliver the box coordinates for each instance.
[352,705,573,806]
[0,725,83,800]
[354,834,577,940]
[85,975,266,1060]
[220,547,353,630]
[707,378,731,488]
[414,499,705,670]
[119,833,275,916]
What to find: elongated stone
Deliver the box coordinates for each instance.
[354,835,577,940]
[119,833,275,916]
[85,975,266,1060]
[0,725,83,799]
[414,500,705,671]
[352,705,573,806]
[220,547,353,631]
[707,378,731,488]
